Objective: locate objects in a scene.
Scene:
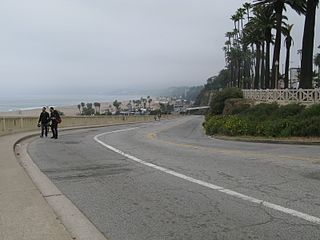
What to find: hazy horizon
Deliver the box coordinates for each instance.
[0,0,319,96]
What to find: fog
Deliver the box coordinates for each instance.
[0,0,318,96]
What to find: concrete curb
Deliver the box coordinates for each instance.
[0,133,73,240]
[212,135,320,145]
[17,140,108,240]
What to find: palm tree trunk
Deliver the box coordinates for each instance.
[300,0,318,89]
[237,58,242,88]
[271,2,284,89]
[284,42,291,89]
[265,40,271,89]
[254,43,261,89]
[261,42,266,89]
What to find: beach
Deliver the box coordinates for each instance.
[0,98,159,117]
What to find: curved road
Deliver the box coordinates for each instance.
[28,116,320,240]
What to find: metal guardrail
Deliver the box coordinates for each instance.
[242,89,320,104]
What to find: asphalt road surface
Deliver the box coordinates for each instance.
[28,116,320,240]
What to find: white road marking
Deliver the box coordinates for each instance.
[94,128,320,225]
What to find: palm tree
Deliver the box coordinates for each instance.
[243,17,264,89]
[251,5,276,88]
[243,2,252,22]
[93,102,101,114]
[236,7,246,35]
[284,24,294,88]
[300,0,319,88]
[81,102,85,109]
[113,100,121,112]
[77,104,81,114]
[148,97,152,109]
[254,0,306,88]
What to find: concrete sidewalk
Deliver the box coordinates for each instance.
[0,131,73,240]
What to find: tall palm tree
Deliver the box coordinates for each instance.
[300,0,319,88]
[284,24,294,88]
[243,17,265,89]
[77,104,81,114]
[243,2,252,22]
[253,5,276,88]
[254,0,306,88]
[231,14,239,32]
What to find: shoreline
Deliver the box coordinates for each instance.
[0,97,159,117]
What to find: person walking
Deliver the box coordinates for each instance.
[37,107,50,138]
[49,107,61,139]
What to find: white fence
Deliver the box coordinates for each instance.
[242,89,320,104]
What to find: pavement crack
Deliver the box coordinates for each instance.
[44,193,62,198]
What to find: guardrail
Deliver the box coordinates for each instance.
[242,89,320,104]
[0,115,172,137]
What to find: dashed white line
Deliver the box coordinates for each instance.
[94,128,320,225]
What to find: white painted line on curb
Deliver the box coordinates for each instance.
[94,128,320,225]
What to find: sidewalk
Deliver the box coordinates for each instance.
[0,131,72,240]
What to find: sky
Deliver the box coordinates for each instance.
[0,0,319,96]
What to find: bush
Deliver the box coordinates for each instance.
[203,116,225,135]
[275,103,305,118]
[209,88,243,115]
[302,104,320,118]
[204,101,320,138]
[242,103,279,120]
[223,98,252,115]
[223,116,250,136]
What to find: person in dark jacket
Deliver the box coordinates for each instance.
[49,107,61,139]
[38,107,50,138]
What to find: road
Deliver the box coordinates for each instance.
[28,116,320,240]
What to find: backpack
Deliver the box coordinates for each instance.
[55,111,62,124]
[57,116,62,124]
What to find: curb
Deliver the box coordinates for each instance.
[212,135,320,145]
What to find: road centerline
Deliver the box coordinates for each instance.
[94,127,320,225]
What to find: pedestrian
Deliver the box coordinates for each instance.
[49,107,61,139]
[37,107,50,138]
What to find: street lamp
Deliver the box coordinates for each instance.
[275,60,279,89]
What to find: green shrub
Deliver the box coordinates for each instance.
[275,103,305,118]
[203,116,225,135]
[223,98,251,115]
[292,116,320,136]
[222,116,249,136]
[209,88,243,115]
[302,104,320,117]
[242,103,279,120]
[204,101,320,138]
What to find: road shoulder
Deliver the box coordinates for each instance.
[0,132,72,240]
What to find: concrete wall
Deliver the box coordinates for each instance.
[0,115,173,137]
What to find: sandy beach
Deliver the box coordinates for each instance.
[0,98,159,117]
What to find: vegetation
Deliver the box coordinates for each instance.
[214,0,319,90]
[204,102,320,138]
[202,88,320,138]
[81,103,95,115]
[113,100,121,113]
[209,88,243,115]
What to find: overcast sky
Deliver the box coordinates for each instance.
[0,0,319,95]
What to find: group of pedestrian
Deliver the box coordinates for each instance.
[37,107,61,139]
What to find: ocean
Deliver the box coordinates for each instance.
[0,94,144,112]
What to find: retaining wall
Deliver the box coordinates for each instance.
[0,115,171,137]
